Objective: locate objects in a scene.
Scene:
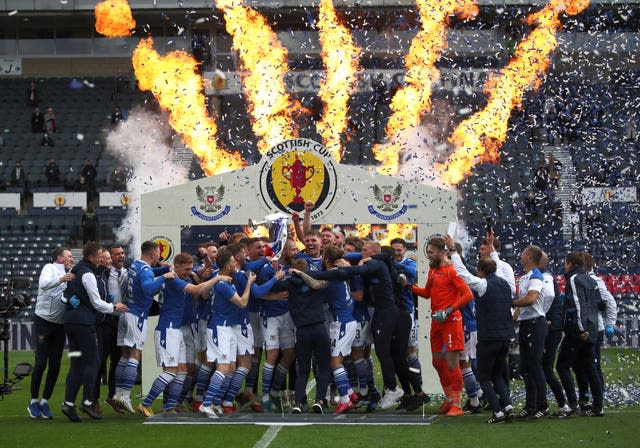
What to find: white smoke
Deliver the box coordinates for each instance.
[393,124,479,254]
[454,221,477,258]
[394,124,451,190]
[105,107,189,258]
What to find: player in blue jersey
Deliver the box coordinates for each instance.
[243,237,268,402]
[113,241,175,413]
[292,246,358,414]
[297,231,324,272]
[220,242,285,413]
[190,245,220,411]
[199,248,257,419]
[137,253,230,416]
[175,264,198,411]
[253,238,298,412]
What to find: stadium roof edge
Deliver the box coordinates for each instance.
[0,0,638,13]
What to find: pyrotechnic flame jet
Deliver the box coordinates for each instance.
[132,38,246,175]
[217,0,301,154]
[374,0,478,176]
[439,0,591,186]
[95,0,245,175]
[316,0,363,162]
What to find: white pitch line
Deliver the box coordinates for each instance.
[306,379,316,396]
[252,425,282,448]
[250,377,317,448]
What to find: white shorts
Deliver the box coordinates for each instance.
[195,319,208,353]
[329,320,357,358]
[117,312,148,350]
[263,313,296,350]
[154,327,186,367]
[235,323,255,357]
[352,320,372,347]
[460,330,478,361]
[206,326,237,365]
[249,312,264,349]
[181,324,196,364]
[408,313,418,349]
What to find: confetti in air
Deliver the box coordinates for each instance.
[217,0,300,154]
[316,0,362,162]
[373,0,478,176]
[95,0,596,192]
[439,0,591,186]
[94,0,136,37]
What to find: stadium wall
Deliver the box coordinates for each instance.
[20,57,132,76]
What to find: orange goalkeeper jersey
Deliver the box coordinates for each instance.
[412,264,473,317]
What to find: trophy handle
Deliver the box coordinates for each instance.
[305,166,315,182]
[281,165,291,179]
[248,218,267,229]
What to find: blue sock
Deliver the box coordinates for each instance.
[333,366,351,398]
[115,358,127,390]
[354,358,371,393]
[203,371,225,407]
[143,371,175,406]
[462,367,480,399]
[408,352,423,391]
[246,357,260,391]
[165,372,185,410]
[123,358,139,392]
[214,374,232,406]
[194,364,212,400]
[223,367,248,405]
[271,364,288,395]
[262,363,275,398]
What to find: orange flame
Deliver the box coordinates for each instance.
[243,225,269,239]
[217,0,299,154]
[354,224,372,239]
[374,0,476,175]
[439,0,590,185]
[378,224,417,246]
[244,224,306,251]
[94,0,135,38]
[132,37,245,175]
[316,0,362,162]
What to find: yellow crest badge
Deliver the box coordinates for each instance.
[54,194,66,206]
[257,139,337,219]
[152,236,174,262]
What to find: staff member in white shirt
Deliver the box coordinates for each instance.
[28,247,74,419]
[512,244,548,420]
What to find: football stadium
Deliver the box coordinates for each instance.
[0,0,638,447]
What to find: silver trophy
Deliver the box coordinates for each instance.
[248,212,290,230]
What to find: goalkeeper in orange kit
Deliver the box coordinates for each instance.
[411,237,473,416]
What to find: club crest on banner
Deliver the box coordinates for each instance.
[191,184,231,221]
[257,139,337,220]
[368,184,408,220]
